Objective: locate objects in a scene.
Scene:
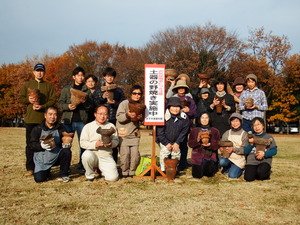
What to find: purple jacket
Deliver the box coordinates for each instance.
[188,127,220,165]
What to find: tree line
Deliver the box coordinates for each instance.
[0,23,299,128]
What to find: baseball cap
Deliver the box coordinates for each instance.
[34,63,45,71]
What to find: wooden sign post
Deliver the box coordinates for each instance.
[135,64,166,181]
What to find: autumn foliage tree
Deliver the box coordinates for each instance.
[268,54,300,132]
[145,23,243,88]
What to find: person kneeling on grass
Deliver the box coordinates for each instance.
[244,117,277,182]
[156,97,190,172]
[31,107,72,183]
[219,113,247,179]
[188,112,220,178]
[80,105,119,182]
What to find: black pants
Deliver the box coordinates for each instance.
[244,163,271,182]
[192,160,218,178]
[34,148,72,183]
[178,136,189,170]
[112,147,119,163]
[25,123,39,171]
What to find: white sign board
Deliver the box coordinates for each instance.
[144,64,165,126]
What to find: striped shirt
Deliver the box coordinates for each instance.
[239,87,268,120]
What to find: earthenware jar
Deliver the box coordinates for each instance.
[164,158,179,181]
[96,127,116,144]
[219,141,233,158]
[62,132,74,144]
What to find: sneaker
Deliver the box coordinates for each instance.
[25,170,34,177]
[58,176,70,183]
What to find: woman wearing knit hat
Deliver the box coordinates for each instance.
[232,77,246,113]
[238,74,268,132]
[156,97,190,173]
[219,113,247,179]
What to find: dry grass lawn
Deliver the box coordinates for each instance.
[0,127,299,224]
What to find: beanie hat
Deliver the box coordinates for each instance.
[167,97,182,109]
[228,112,243,124]
[246,74,257,83]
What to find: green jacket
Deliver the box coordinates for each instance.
[58,84,92,124]
[19,80,56,124]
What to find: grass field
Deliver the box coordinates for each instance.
[0,127,299,224]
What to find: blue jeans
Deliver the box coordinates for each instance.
[219,157,243,178]
[242,118,253,133]
[64,122,85,167]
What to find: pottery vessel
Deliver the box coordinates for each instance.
[128,101,146,122]
[165,69,178,81]
[40,132,56,149]
[70,88,87,106]
[96,127,116,144]
[28,88,41,105]
[197,73,210,88]
[245,98,254,108]
[164,158,179,181]
[62,132,74,144]
[219,141,233,158]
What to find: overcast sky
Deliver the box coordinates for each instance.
[1,0,299,65]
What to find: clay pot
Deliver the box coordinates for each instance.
[214,95,224,114]
[253,137,272,159]
[101,84,117,102]
[128,101,146,122]
[164,158,179,181]
[198,74,210,88]
[219,141,233,158]
[197,130,211,144]
[61,132,74,144]
[70,88,87,106]
[40,132,56,149]
[180,99,191,108]
[107,92,114,102]
[165,69,178,81]
[28,88,41,105]
[96,127,116,144]
[245,98,254,108]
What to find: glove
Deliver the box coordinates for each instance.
[62,143,72,149]
[41,141,51,151]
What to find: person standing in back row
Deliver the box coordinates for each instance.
[239,74,268,132]
[19,63,56,177]
[58,67,93,172]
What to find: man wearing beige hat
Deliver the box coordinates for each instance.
[239,74,268,132]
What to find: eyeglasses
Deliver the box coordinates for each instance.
[132,92,142,95]
[96,113,108,116]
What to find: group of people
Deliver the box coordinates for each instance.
[20,64,144,182]
[19,63,277,183]
[157,70,277,182]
